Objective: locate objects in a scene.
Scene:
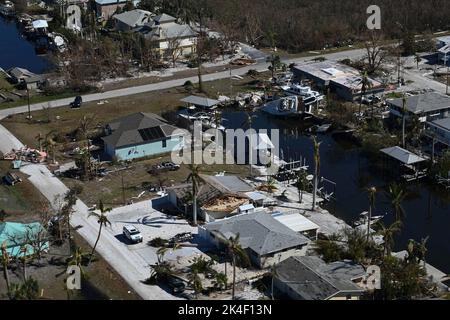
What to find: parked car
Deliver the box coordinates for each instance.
[3,172,22,186]
[167,276,186,294]
[169,232,193,245]
[70,96,82,109]
[148,161,180,174]
[123,225,143,243]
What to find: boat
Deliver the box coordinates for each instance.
[0,1,15,17]
[281,83,323,100]
[353,211,385,227]
[261,92,322,118]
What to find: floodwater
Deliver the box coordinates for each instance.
[223,109,450,274]
[0,16,52,73]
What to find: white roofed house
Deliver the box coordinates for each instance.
[134,13,198,62]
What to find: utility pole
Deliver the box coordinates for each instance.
[27,87,31,121]
[446,65,449,96]
[121,170,126,206]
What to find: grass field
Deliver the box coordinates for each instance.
[0,161,48,222]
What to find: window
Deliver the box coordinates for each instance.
[162,139,167,148]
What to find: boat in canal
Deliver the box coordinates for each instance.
[261,93,322,118]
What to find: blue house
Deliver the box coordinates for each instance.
[0,222,49,258]
[102,112,186,161]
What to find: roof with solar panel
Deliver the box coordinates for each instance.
[102,112,185,148]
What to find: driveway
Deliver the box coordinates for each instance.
[18,163,179,300]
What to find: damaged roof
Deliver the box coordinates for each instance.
[387,92,450,114]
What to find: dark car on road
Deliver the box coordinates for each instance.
[70,96,82,109]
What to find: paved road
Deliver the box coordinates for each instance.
[19,164,178,300]
[0,48,367,120]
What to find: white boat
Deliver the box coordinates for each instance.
[261,93,321,118]
[281,83,323,100]
[353,211,385,227]
[261,96,301,117]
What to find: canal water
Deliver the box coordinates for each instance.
[223,109,450,274]
[0,16,52,73]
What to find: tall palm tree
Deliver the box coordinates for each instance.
[312,137,322,211]
[212,233,250,299]
[88,200,112,264]
[296,170,308,204]
[267,54,281,79]
[241,113,257,177]
[43,130,57,164]
[386,183,407,222]
[1,243,11,292]
[402,94,408,148]
[68,247,89,279]
[78,115,96,179]
[376,220,402,256]
[366,186,377,241]
[359,70,372,115]
[414,54,421,69]
[186,165,204,226]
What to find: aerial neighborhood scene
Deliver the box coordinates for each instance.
[1,0,450,304]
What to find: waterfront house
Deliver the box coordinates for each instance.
[272,211,320,240]
[135,13,197,58]
[113,9,153,31]
[387,92,450,123]
[7,67,43,90]
[95,0,141,20]
[167,174,254,222]
[273,256,366,300]
[380,146,428,181]
[199,212,310,269]
[101,112,186,161]
[426,117,450,147]
[0,222,49,258]
[292,61,384,101]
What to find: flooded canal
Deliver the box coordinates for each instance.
[223,109,450,274]
[0,16,52,73]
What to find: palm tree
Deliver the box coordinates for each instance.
[78,115,96,179]
[296,170,309,204]
[312,137,322,211]
[267,54,281,79]
[35,133,43,151]
[257,178,278,194]
[68,247,90,278]
[359,70,372,115]
[402,94,408,148]
[414,54,421,69]
[8,277,40,300]
[88,200,112,264]
[213,233,250,299]
[386,183,407,222]
[212,272,227,291]
[43,130,57,164]
[366,186,377,241]
[1,243,11,292]
[188,270,203,299]
[186,165,204,226]
[241,112,258,177]
[376,220,402,256]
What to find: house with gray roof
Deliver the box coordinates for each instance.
[273,256,366,300]
[113,9,153,31]
[102,112,186,161]
[95,0,141,20]
[134,12,197,58]
[7,67,43,90]
[387,92,450,123]
[200,212,310,268]
[426,117,450,147]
